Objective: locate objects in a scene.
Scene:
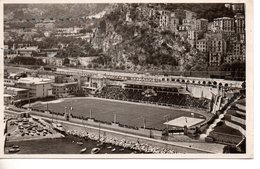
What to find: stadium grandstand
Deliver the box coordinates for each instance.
[96,81,210,110]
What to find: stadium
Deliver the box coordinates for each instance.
[30,80,215,133]
[6,67,246,152]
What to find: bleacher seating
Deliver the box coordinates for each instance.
[97,86,209,109]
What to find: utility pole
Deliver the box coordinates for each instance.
[28,94,31,109]
[64,106,67,121]
[114,113,117,123]
[164,114,170,133]
[143,117,146,129]
[52,108,54,123]
[98,123,101,141]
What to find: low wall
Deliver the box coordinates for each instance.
[209,131,243,145]
[236,110,245,116]
[231,115,246,125]
[225,121,246,136]
[236,104,246,111]
[61,122,212,154]
[69,117,162,138]
[27,109,66,121]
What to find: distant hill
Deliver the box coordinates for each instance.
[4,4,110,20]
[4,3,236,22]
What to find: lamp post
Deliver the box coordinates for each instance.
[143,117,146,129]
[64,106,67,122]
[98,123,101,142]
[164,114,170,132]
[114,113,117,124]
[89,109,92,119]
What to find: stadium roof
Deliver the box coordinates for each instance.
[123,80,183,88]
[52,82,78,87]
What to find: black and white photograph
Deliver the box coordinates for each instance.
[0,0,253,158]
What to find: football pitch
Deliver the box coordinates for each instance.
[32,97,206,130]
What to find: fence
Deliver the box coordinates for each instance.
[26,107,163,138]
[69,115,163,138]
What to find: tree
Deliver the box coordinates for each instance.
[10,56,45,66]
[63,58,70,65]
[87,63,93,69]
[220,62,231,71]
[79,29,87,34]
[99,20,107,33]
[230,61,245,72]
[120,64,125,70]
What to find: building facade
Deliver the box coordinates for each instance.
[4,94,12,105]
[196,38,211,52]
[213,17,235,36]
[182,18,196,30]
[169,16,179,32]
[209,37,227,66]
[52,82,78,97]
[159,14,169,28]
[235,14,245,34]
[231,3,245,14]
[209,53,222,66]
[4,87,30,100]
[196,18,208,32]
[15,77,53,98]
[226,41,246,63]
[211,38,227,54]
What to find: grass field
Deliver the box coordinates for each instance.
[32,98,206,130]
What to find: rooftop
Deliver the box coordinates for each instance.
[199,18,208,21]
[52,82,78,87]
[4,94,13,97]
[17,77,53,85]
[214,17,233,20]
[5,86,29,92]
[17,46,39,51]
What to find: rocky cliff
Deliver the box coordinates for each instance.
[90,4,209,72]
